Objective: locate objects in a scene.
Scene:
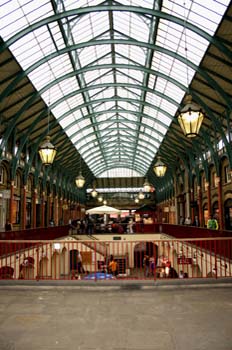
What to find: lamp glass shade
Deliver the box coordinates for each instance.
[98,195,103,202]
[153,157,167,177]
[135,197,139,204]
[91,188,98,198]
[138,190,145,200]
[103,200,107,205]
[177,95,205,137]
[38,136,57,165]
[75,172,85,188]
[143,179,151,192]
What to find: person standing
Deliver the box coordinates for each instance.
[143,255,150,277]
[193,216,200,227]
[207,215,219,230]
[108,255,118,276]
[184,217,192,225]
[77,250,84,275]
[5,220,13,231]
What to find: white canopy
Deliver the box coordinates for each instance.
[86,205,121,215]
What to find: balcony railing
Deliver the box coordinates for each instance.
[0,237,231,281]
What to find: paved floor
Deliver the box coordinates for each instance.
[0,282,231,350]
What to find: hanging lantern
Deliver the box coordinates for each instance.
[135,197,139,204]
[38,136,57,165]
[153,156,167,177]
[103,200,107,205]
[98,195,103,202]
[138,190,145,200]
[177,95,205,137]
[75,172,85,188]
[143,179,151,192]
[91,188,98,198]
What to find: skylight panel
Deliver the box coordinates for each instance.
[113,11,149,42]
[118,101,138,112]
[84,69,110,84]
[159,99,179,115]
[138,141,158,154]
[60,115,76,128]
[0,1,53,39]
[145,92,162,105]
[95,101,115,112]
[71,12,109,44]
[115,44,147,67]
[52,102,71,117]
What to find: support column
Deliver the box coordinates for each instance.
[21,185,26,230]
[41,192,45,227]
[197,185,203,227]
[54,196,58,226]
[32,189,37,229]
[59,197,63,225]
[185,191,191,219]
[205,181,211,216]
[216,176,223,230]
[190,188,194,223]
[9,180,14,224]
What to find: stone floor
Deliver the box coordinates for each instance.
[0,281,231,350]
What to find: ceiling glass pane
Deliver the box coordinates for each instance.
[0,0,230,178]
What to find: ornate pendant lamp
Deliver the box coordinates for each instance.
[75,172,85,188]
[103,200,107,205]
[153,156,167,177]
[177,8,205,137]
[134,197,139,204]
[143,178,151,192]
[138,190,145,200]
[39,135,57,166]
[91,188,98,198]
[177,95,205,137]
[98,195,103,202]
[75,156,85,188]
[39,103,57,165]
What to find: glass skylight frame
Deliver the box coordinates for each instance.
[0,0,230,178]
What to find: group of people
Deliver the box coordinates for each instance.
[179,216,199,226]
[179,214,219,229]
[70,215,135,235]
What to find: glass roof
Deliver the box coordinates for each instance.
[0,0,230,178]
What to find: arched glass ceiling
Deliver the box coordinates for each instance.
[0,0,230,178]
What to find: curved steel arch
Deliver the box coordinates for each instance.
[2,51,230,152]
[86,156,148,175]
[2,40,231,109]
[58,96,173,128]
[85,145,153,169]
[78,137,158,161]
[70,121,164,149]
[2,5,231,60]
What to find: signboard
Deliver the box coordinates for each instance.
[113,236,121,240]
[177,257,192,265]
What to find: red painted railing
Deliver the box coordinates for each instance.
[0,238,231,281]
